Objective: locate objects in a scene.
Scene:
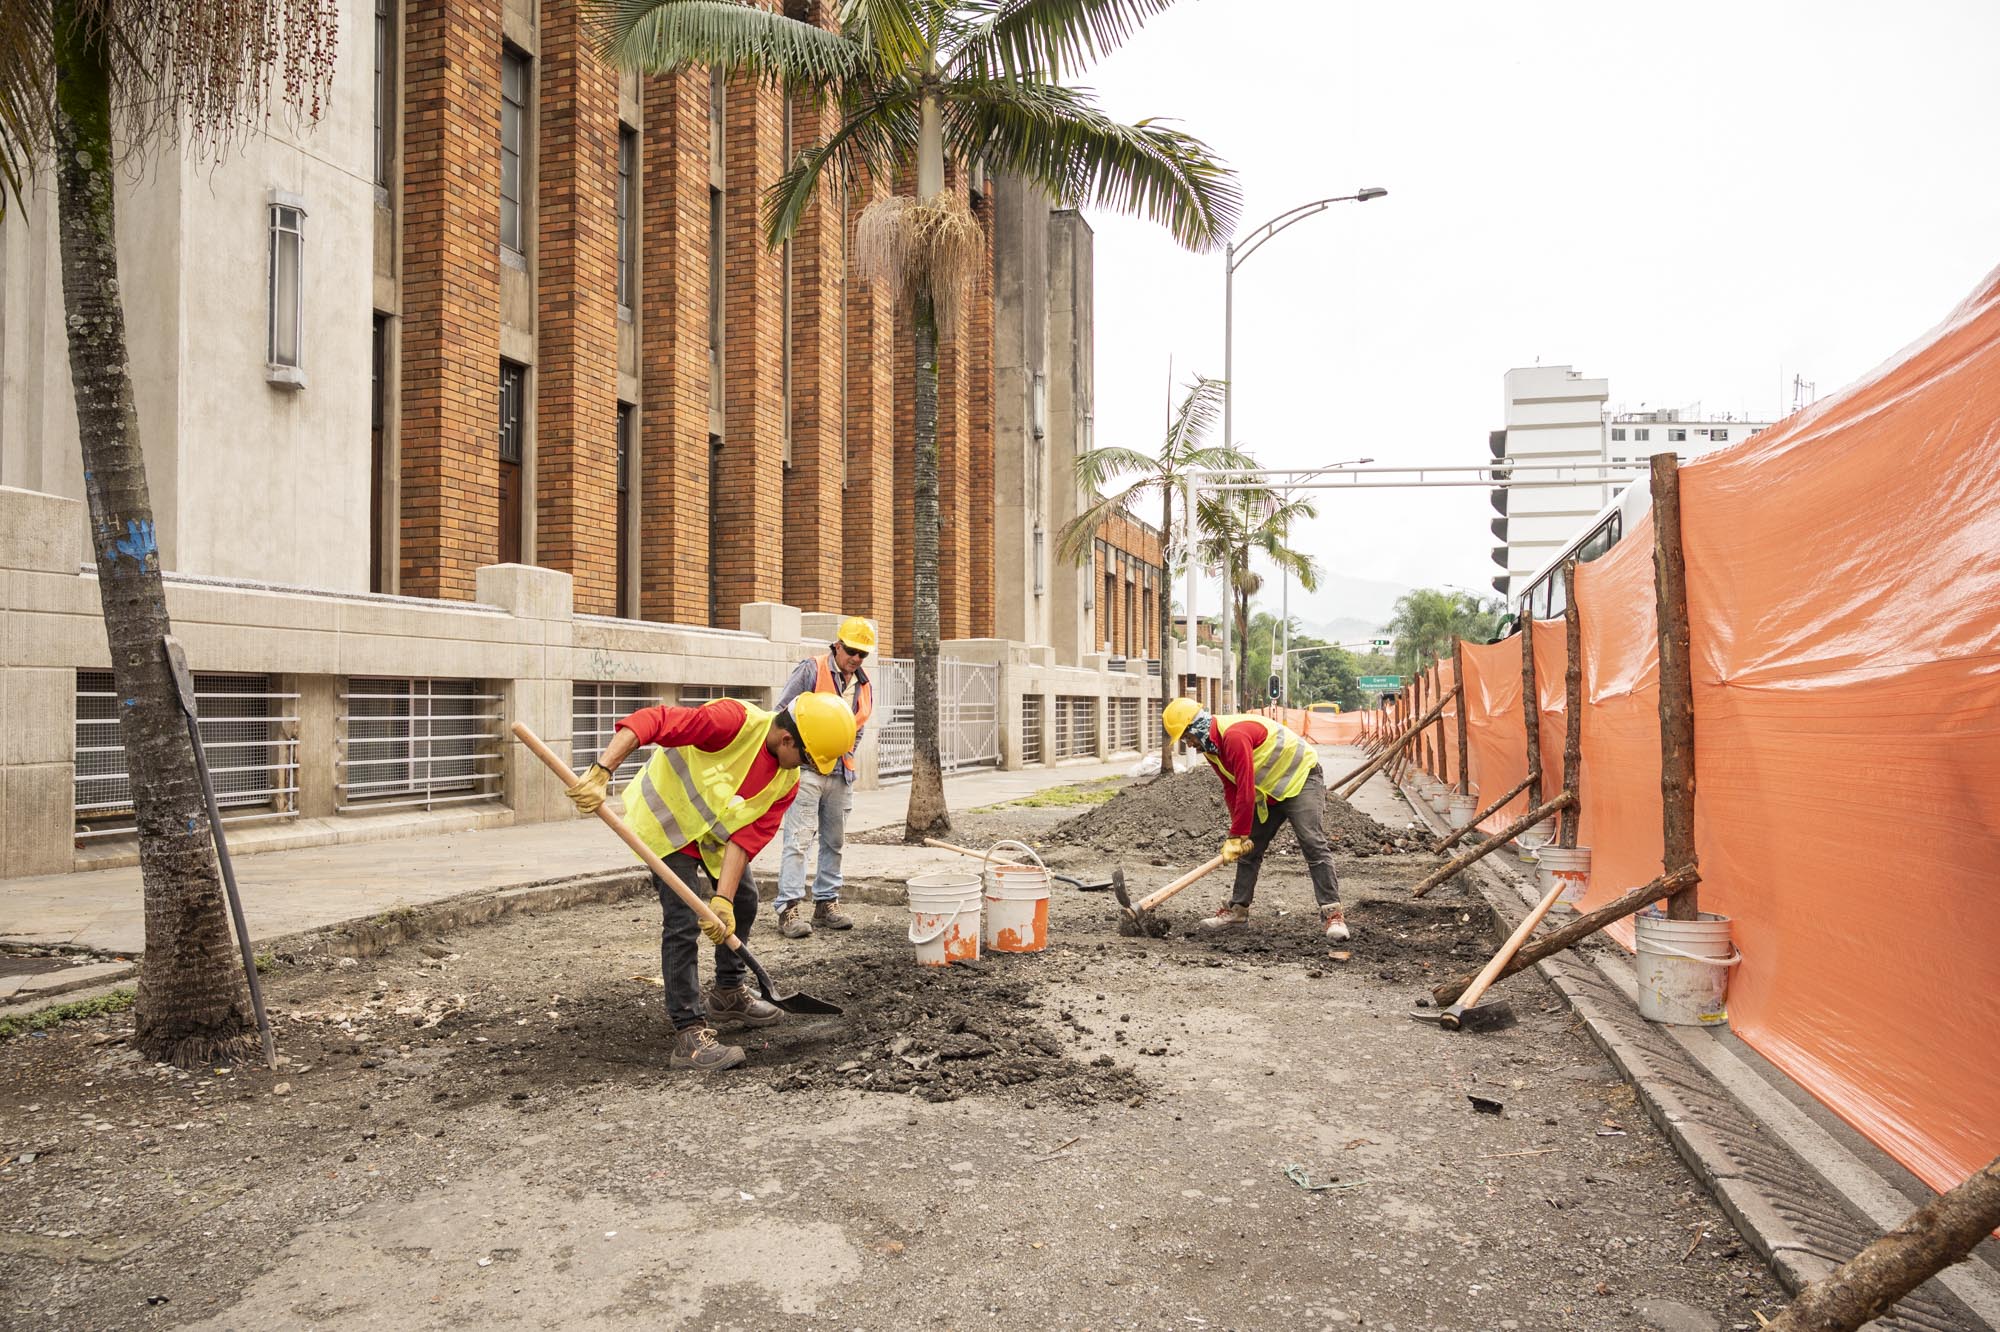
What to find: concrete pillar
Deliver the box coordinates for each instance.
[478,563,575,823]
[1,487,86,877]
[294,675,339,819]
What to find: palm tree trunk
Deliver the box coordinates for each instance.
[1156,483,1173,780]
[54,0,253,1067]
[903,290,950,838]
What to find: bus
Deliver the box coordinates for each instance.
[1511,476,1654,622]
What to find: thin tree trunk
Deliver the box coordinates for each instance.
[904,290,949,839]
[1651,454,1699,918]
[54,0,253,1066]
[1156,482,1172,781]
[1453,637,1471,795]
[1559,560,1583,848]
[1520,612,1542,810]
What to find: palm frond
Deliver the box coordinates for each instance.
[0,0,55,221]
[761,85,915,246]
[947,0,1181,80]
[1055,483,1144,566]
[1072,443,1156,493]
[835,0,931,69]
[1156,374,1224,461]
[591,0,871,91]
[941,75,1238,251]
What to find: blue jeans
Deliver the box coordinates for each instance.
[774,768,852,911]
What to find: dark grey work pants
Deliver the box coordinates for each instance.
[1229,765,1343,910]
[654,850,760,1031]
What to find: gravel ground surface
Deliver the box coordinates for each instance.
[0,781,1789,1330]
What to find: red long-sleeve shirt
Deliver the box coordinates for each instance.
[1206,718,1270,837]
[615,699,796,860]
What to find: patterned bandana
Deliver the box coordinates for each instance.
[1183,712,1215,753]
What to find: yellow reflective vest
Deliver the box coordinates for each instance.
[1203,713,1317,821]
[620,702,798,878]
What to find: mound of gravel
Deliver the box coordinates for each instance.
[1047,765,1431,859]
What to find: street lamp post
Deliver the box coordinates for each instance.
[1220,187,1386,710]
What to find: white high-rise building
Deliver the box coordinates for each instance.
[1488,366,1773,597]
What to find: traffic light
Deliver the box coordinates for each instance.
[1268,674,1280,701]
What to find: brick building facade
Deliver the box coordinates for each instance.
[1091,512,1165,660]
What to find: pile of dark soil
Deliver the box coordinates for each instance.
[1047,766,1432,859]
[764,933,1148,1106]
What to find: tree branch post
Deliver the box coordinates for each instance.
[1431,662,1449,789]
[1520,611,1542,811]
[1430,772,1535,856]
[1453,637,1471,795]
[1652,454,1699,917]
[1559,560,1583,848]
[1411,790,1573,899]
[1333,688,1451,799]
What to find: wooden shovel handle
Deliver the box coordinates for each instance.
[512,722,744,953]
[1449,875,1567,1019]
[1135,853,1230,914]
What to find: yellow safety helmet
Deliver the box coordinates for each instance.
[788,692,858,775]
[1162,696,1205,744]
[836,616,878,655]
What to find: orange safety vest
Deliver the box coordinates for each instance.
[812,651,873,774]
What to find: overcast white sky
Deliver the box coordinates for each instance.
[1076,0,2000,627]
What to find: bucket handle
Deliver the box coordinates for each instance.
[1645,939,1743,968]
[985,839,1047,872]
[908,897,972,946]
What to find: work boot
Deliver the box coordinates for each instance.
[813,899,854,931]
[778,901,813,939]
[669,1025,745,1072]
[1198,903,1250,932]
[703,982,782,1028]
[1321,904,1351,942]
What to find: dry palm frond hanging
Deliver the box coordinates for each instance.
[851,189,983,324]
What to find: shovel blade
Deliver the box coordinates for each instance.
[739,946,844,1017]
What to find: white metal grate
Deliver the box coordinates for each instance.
[677,684,731,705]
[1020,695,1044,766]
[875,657,1002,780]
[572,682,660,787]
[1112,698,1141,754]
[338,678,501,811]
[74,670,299,840]
[1052,695,1098,761]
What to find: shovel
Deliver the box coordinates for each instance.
[921,838,1120,893]
[1113,852,1229,938]
[512,723,842,1017]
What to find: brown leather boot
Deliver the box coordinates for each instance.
[778,901,813,939]
[669,1025,745,1072]
[702,981,781,1028]
[1197,903,1250,931]
[813,899,854,930]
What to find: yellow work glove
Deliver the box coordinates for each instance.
[701,895,737,947]
[565,763,612,815]
[1220,835,1254,864]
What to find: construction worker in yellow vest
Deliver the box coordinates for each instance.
[564,692,857,1072]
[774,616,876,938]
[1162,697,1350,941]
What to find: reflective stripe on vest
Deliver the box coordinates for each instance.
[1208,714,1317,806]
[811,651,872,774]
[619,701,799,878]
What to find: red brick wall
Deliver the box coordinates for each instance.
[637,68,714,625]
[399,2,502,600]
[1092,511,1166,658]
[781,86,846,615]
[842,171,898,653]
[533,4,621,615]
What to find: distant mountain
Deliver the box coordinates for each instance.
[1293,615,1385,646]
[1289,572,1412,629]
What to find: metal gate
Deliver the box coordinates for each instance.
[875,657,1001,780]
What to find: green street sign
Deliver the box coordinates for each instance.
[1358,675,1404,690]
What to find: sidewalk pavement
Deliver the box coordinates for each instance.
[0,758,1135,961]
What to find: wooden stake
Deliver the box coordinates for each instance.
[1430,662,1448,783]
[1559,560,1583,849]
[1430,864,1700,1005]
[1652,455,1699,919]
[1331,689,1452,798]
[1520,611,1542,811]
[1453,638,1471,796]
[1431,773,1535,856]
[1411,790,1573,899]
[1764,1152,2000,1332]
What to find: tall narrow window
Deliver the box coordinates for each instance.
[373,0,394,193]
[498,361,526,564]
[708,188,722,379]
[267,193,306,386]
[500,49,529,254]
[371,315,389,590]
[616,403,633,614]
[616,126,637,314]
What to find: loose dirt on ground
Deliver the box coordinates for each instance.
[1045,766,1435,860]
[0,777,1787,1330]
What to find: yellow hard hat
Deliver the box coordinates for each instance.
[1162,696,1204,744]
[788,692,858,775]
[836,616,877,655]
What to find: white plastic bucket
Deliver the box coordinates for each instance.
[1515,817,1556,862]
[1447,794,1477,829]
[1427,787,1453,814]
[906,871,982,967]
[1537,844,1592,914]
[1634,910,1739,1026]
[980,840,1051,954]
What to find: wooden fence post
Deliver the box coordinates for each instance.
[1430,661,1448,786]
[1559,560,1583,849]
[1453,638,1471,796]
[1652,455,1699,919]
[1520,611,1542,815]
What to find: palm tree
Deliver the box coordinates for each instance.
[1195,483,1320,702]
[1059,375,1248,779]
[1,3,336,1065]
[1384,588,1502,676]
[597,0,1238,838]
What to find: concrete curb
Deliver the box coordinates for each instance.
[277,868,654,961]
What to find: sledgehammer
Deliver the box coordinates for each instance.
[1410,874,1566,1033]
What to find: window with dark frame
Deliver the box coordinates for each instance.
[1669,428,1687,442]
[499,362,525,464]
[617,126,637,312]
[373,0,393,190]
[500,49,529,253]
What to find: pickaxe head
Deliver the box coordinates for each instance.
[1110,869,1171,937]
[1408,998,1516,1033]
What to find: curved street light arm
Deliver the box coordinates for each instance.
[1229,192,1381,271]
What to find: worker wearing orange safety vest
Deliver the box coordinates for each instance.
[1161,697,1350,941]
[774,616,876,939]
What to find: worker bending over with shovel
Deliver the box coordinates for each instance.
[1161,698,1350,940]
[564,693,857,1072]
